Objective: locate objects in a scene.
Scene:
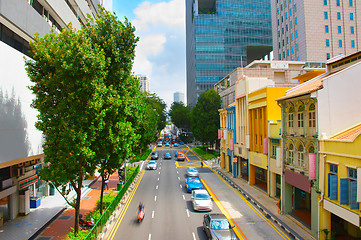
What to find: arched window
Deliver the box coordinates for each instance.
[287,143,294,164]
[297,105,304,128]
[308,145,315,153]
[308,103,315,128]
[297,144,304,167]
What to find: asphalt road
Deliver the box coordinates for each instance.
[106,145,291,240]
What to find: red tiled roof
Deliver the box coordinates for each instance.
[331,123,361,141]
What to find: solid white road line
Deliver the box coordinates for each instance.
[186,209,190,217]
[152,211,155,218]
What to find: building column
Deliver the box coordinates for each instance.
[319,205,331,240]
[270,171,276,198]
[282,182,293,214]
[221,152,225,169]
[249,164,255,185]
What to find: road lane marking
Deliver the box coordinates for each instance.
[148,233,151,240]
[192,232,196,240]
[201,179,247,240]
[158,172,160,174]
[152,211,155,218]
[156,185,158,190]
[180,184,182,188]
[178,177,180,180]
[183,195,185,200]
[157,178,159,181]
[186,209,190,217]
[246,222,255,224]
[177,171,179,174]
[208,170,291,240]
[154,196,157,202]
[107,170,145,240]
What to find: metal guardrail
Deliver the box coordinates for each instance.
[84,165,140,240]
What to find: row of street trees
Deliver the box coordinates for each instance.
[169,89,221,147]
[25,7,165,235]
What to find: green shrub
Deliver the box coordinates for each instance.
[192,147,219,160]
[132,149,152,162]
[96,192,117,210]
[63,228,94,240]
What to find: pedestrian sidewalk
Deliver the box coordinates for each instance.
[204,159,315,240]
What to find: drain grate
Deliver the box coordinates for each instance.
[58,215,72,220]
[36,237,53,240]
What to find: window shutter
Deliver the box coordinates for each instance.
[350,181,359,209]
[340,179,349,205]
[329,174,338,200]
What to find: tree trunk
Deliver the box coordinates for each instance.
[73,176,83,235]
[100,176,105,215]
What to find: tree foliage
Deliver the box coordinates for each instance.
[144,93,167,133]
[191,89,221,145]
[25,6,143,234]
[168,101,191,131]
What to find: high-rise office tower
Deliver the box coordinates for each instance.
[186,0,273,106]
[136,74,150,92]
[173,91,185,103]
[271,0,361,62]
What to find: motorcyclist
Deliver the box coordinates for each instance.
[137,202,145,221]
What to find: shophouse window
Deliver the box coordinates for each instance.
[272,145,278,157]
[326,39,330,47]
[339,40,343,47]
[351,40,355,48]
[294,4,297,12]
[351,26,354,34]
[297,145,304,168]
[327,53,330,59]
[349,0,353,6]
[336,0,340,6]
[328,164,338,200]
[324,12,328,19]
[288,106,294,128]
[297,105,304,128]
[308,103,316,127]
[348,168,358,209]
[324,0,327,5]
[325,25,329,33]
[350,13,354,20]
[287,144,294,164]
[338,26,342,33]
[295,17,297,25]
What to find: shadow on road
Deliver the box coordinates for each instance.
[196,226,208,240]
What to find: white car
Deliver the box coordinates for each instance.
[147,160,157,170]
[187,167,199,177]
[191,189,212,211]
[157,141,163,147]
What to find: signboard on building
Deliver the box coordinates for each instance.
[271,62,289,69]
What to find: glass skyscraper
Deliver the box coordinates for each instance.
[186,0,273,106]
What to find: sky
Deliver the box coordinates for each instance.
[103,0,186,108]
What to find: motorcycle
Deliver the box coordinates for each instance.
[79,214,95,230]
[137,208,145,222]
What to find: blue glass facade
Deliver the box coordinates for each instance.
[186,0,272,106]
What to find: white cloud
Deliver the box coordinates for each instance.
[133,0,185,31]
[102,0,113,12]
[134,34,167,74]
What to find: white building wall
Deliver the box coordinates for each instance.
[0,42,43,163]
[318,61,361,137]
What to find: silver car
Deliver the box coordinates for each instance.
[203,213,237,240]
[147,160,157,170]
[187,167,199,177]
[191,189,212,211]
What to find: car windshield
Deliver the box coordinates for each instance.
[178,154,184,157]
[149,161,156,164]
[195,194,210,200]
[189,179,201,184]
[188,168,197,172]
[210,220,230,230]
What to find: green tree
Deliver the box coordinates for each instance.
[145,93,167,133]
[25,24,107,234]
[82,7,141,215]
[191,89,221,147]
[169,101,191,131]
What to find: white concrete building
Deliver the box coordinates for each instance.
[0,0,100,225]
[136,74,150,93]
[173,91,184,104]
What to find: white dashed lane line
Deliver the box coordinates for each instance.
[186,209,190,217]
[182,195,185,200]
[152,211,155,218]
[156,185,158,190]
[154,196,157,202]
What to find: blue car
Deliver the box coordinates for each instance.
[165,142,170,147]
[179,141,184,145]
[164,152,172,159]
[173,142,179,147]
[185,177,202,193]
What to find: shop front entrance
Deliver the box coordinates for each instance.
[255,166,267,192]
[292,188,311,227]
[241,158,248,181]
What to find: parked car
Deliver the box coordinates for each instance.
[165,142,170,147]
[179,141,184,145]
[187,167,199,177]
[164,152,172,159]
[147,160,157,170]
[157,141,163,147]
[177,151,185,161]
[185,176,202,193]
[173,142,179,147]
[203,213,237,240]
[151,152,159,160]
[191,189,212,211]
